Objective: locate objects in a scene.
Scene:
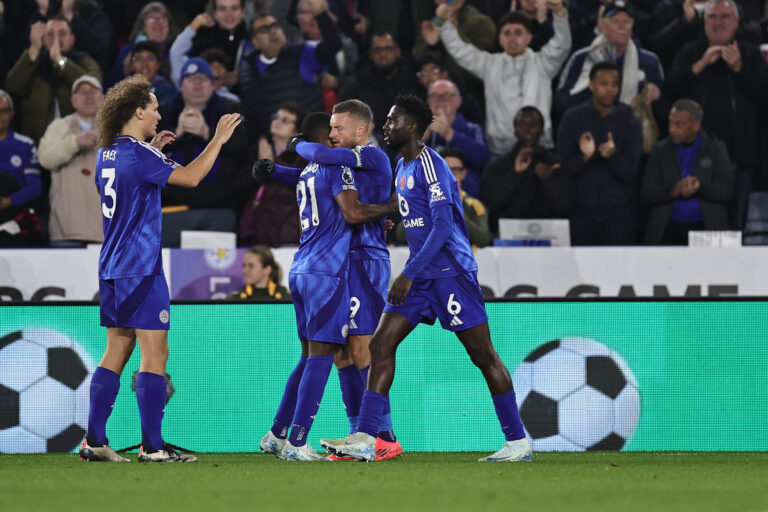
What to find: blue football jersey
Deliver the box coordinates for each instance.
[96,135,179,279]
[395,146,477,278]
[349,144,392,260]
[290,161,357,278]
[0,130,41,206]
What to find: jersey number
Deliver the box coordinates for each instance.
[101,168,116,219]
[297,177,319,231]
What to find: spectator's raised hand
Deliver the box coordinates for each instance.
[431,110,454,140]
[683,0,696,22]
[579,131,595,161]
[180,108,210,139]
[435,2,457,21]
[61,0,75,21]
[545,0,567,17]
[190,12,215,31]
[304,0,328,16]
[535,162,559,181]
[257,136,275,160]
[421,20,440,46]
[696,45,723,73]
[29,22,45,60]
[76,130,97,149]
[722,42,742,72]
[49,29,63,63]
[598,131,616,158]
[515,146,534,172]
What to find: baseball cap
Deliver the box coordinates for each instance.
[179,57,214,86]
[71,75,102,94]
[602,1,633,18]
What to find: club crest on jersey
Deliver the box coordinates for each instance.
[159,310,170,324]
[341,324,349,338]
[429,182,446,202]
[399,175,406,190]
[407,175,415,189]
[10,155,21,167]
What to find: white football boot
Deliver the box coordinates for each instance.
[320,432,376,462]
[281,441,330,461]
[478,438,533,462]
[79,439,130,462]
[138,444,198,462]
[260,431,287,459]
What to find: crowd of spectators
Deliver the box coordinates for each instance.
[1,0,767,247]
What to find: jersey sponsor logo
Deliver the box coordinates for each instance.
[10,155,21,167]
[159,309,170,324]
[403,217,424,228]
[398,194,409,216]
[399,175,406,190]
[407,175,415,189]
[429,182,447,202]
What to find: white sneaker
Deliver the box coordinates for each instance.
[320,432,376,462]
[79,439,130,462]
[138,444,198,463]
[260,431,287,459]
[478,438,533,462]
[281,441,329,461]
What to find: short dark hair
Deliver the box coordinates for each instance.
[394,94,433,138]
[200,47,232,70]
[514,105,544,130]
[589,61,620,81]
[416,51,445,69]
[439,147,467,169]
[301,112,331,144]
[132,41,163,60]
[671,98,704,123]
[332,99,373,127]
[497,12,532,34]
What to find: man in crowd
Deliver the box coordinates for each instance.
[641,99,733,244]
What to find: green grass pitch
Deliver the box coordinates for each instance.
[1,452,767,512]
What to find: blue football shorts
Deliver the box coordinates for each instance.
[289,272,350,344]
[99,274,171,330]
[347,258,389,336]
[383,271,488,332]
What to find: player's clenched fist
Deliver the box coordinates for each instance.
[252,159,274,182]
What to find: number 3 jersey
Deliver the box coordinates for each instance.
[96,135,179,279]
[396,146,477,279]
[290,162,358,278]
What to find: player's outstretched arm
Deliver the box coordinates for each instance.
[295,141,359,168]
[167,113,241,187]
[335,189,396,224]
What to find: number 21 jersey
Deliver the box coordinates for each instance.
[96,135,179,279]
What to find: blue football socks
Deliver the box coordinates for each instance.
[337,364,363,434]
[136,371,167,452]
[271,355,308,439]
[86,366,120,446]
[492,389,527,441]
[288,354,334,447]
[360,366,396,441]
[356,390,388,438]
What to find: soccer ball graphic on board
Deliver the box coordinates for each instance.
[0,329,94,453]
[512,337,640,451]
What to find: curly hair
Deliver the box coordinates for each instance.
[394,94,434,138]
[95,75,152,148]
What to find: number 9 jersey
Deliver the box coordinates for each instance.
[95,135,179,279]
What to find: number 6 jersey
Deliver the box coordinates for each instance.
[95,135,179,279]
